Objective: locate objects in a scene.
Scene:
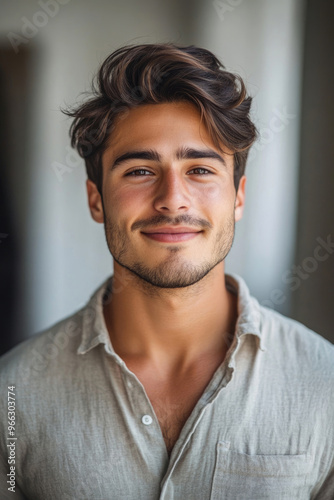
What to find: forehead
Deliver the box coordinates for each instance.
[107,102,212,150]
[103,101,226,161]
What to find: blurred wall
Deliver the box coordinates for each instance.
[291,0,334,341]
[2,0,327,347]
[190,0,305,316]
[1,0,192,342]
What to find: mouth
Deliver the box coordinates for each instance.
[141,226,203,243]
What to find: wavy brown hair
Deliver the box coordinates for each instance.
[64,43,257,193]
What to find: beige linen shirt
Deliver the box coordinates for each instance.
[0,273,334,500]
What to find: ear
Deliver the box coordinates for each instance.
[234,175,246,222]
[86,179,104,223]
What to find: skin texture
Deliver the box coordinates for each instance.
[86,101,246,454]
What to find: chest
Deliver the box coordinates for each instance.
[135,363,222,456]
[147,385,202,456]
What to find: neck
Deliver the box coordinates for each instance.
[103,261,238,376]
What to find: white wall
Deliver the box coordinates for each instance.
[0,0,305,336]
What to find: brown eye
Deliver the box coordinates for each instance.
[126,169,153,176]
[188,167,212,175]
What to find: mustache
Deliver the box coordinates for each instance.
[131,214,212,231]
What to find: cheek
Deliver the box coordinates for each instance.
[193,182,232,207]
[105,185,146,222]
[201,183,221,201]
[191,182,236,225]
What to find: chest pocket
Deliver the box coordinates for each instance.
[210,442,313,500]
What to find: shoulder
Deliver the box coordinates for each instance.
[258,303,334,380]
[0,308,85,382]
[259,303,334,355]
[0,276,111,381]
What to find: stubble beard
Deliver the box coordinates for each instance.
[103,213,235,290]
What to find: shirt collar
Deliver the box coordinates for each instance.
[77,273,265,357]
[225,273,265,352]
[77,276,115,356]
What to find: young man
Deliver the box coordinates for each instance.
[0,44,333,499]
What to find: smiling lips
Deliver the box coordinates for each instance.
[141,226,203,243]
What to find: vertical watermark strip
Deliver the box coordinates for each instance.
[7,386,16,493]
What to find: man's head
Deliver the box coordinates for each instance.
[66,43,257,194]
[66,43,257,289]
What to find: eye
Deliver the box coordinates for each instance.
[187,167,213,175]
[125,169,154,176]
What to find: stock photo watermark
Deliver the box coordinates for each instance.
[248,106,296,163]
[7,0,71,54]
[7,386,16,493]
[213,0,244,21]
[261,234,334,309]
[52,146,82,182]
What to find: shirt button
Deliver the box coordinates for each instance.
[142,415,153,425]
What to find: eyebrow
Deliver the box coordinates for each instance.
[110,146,227,170]
[111,149,161,169]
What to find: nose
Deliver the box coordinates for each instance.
[153,169,191,214]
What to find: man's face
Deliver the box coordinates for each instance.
[89,101,245,288]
